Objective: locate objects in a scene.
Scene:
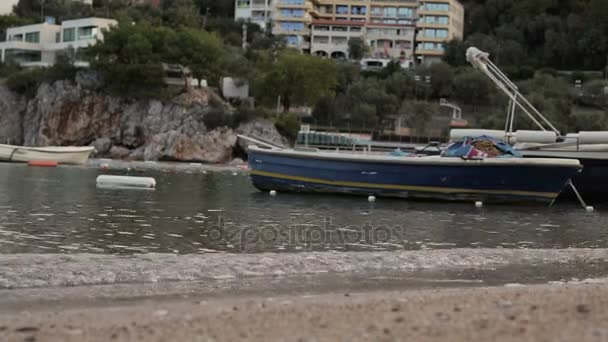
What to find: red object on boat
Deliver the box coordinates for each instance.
[28,160,59,167]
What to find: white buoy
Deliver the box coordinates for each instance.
[100,162,110,170]
[368,195,376,202]
[586,206,595,212]
[270,190,277,196]
[232,171,238,176]
[96,175,156,190]
[475,201,483,208]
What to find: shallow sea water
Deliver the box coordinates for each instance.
[1,162,607,254]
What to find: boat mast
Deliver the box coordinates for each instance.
[466,47,561,139]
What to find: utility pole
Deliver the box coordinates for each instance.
[40,0,45,22]
[242,23,248,50]
[202,7,210,29]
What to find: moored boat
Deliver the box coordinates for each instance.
[464,47,608,202]
[247,145,581,204]
[0,144,95,165]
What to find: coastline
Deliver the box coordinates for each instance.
[1,283,607,342]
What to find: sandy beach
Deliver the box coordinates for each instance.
[1,248,608,341]
[1,283,607,342]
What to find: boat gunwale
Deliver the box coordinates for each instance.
[248,146,582,168]
[0,144,95,155]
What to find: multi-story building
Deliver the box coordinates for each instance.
[309,0,416,61]
[415,0,464,64]
[366,0,417,60]
[272,0,312,52]
[235,0,273,30]
[235,0,463,63]
[0,17,117,67]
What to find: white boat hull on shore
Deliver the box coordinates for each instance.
[0,144,95,165]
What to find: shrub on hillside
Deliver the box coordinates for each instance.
[274,112,300,143]
[6,68,46,97]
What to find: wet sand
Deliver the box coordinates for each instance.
[1,283,607,342]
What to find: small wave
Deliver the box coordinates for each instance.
[1,248,608,289]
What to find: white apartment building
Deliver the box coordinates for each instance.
[0,17,117,67]
[235,0,273,30]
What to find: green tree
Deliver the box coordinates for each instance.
[453,68,494,109]
[347,37,368,60]
[260,50,338,112]
[400,101,436,140]
[166,28,224,86]
[87,21,169,98]
[0,14,35,41]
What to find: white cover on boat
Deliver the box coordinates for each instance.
[564,133,580,144]
[515,130,557,144]
[449,129,505,141]
[577,132,608,144]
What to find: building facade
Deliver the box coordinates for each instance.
[272,0,313,52]
[235,0,273,30]
[415,0,464,63]
[0,17,117,67]
[308,0,417,61]
[235,0,463,63]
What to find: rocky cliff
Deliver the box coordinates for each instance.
[0,72,285,163]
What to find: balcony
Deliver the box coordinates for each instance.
[0,40,42,51]
[273,27,310,36]
[276,1,312,9]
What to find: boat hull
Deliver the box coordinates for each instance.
[0,144,94,165]
[521,150,608,201]
[248,148,581,204]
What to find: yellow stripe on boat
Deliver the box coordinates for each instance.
[249,170,558,199]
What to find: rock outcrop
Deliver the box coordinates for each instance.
[0,73,285,163]
[0,85,26,145]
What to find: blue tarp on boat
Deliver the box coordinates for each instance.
[442,135,522,159]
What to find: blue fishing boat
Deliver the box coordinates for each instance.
[247,144,582,204]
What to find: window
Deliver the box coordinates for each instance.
[332,37,347,45]
[280,22,304,31]
[397,8,412,18]
[25,32,40,43]
[423,3,449,11]
[63,28,76,42]
[384,7,397,17]
[371,7,381,16]
[11,34,23,41]
[417,42,445,51]
[336,5,348,14]
[436,29,448,38]
[286,35,299,45]
[78,26,97,40]
[313,36,329,44]
[237,0,251,8]
[351,6,366,15]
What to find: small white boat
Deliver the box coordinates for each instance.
[0,144,95,165]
